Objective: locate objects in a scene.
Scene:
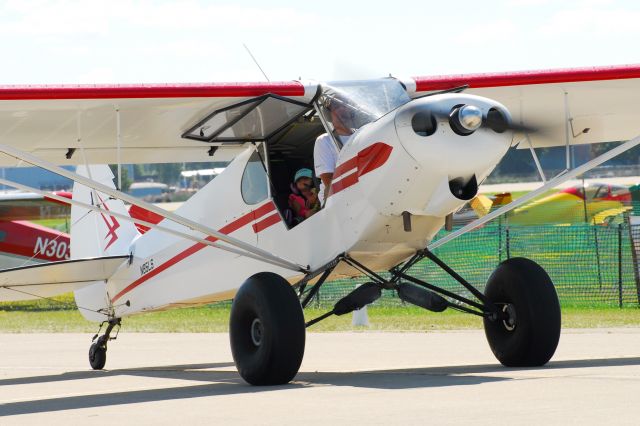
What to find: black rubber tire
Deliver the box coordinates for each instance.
[89,342,107,370]
[230,272,305,385]
[483,257,561,367]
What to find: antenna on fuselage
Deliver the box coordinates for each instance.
[243,43,270,82]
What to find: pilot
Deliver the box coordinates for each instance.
[288,168,320,223]
[314,97,355,204]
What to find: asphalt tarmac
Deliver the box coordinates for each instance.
[1,329,640,425]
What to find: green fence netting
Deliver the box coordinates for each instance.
[3,217,640,312]
[314,221,640,308]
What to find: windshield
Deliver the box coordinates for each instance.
[317,79,411,135]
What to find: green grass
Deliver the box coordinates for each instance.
[1,305,639,333]
[32,218,69,232]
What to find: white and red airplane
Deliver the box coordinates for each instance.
[1,64,640,385]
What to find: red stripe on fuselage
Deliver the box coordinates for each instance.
[128,204,165,234]
[329,142,393,196]
[332,156,358,180]
[111,202,278,303]
[252,212,281,233]
[330,172,359,195]
[248,202,277,223]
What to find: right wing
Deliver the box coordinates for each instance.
[413,64,640,148]
[0,255,128,302]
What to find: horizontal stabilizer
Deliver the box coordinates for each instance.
[0,255,128,302]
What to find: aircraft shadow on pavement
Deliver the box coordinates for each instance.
[0,362,237,387]
[2,356,640,416]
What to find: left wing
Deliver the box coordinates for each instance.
[412,64,640,148]
[0,81,317,166]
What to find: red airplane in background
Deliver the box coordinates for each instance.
[0,191,167,269]
[0,191,71,268]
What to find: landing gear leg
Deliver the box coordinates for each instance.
[89,318,121,370]
[299,252,561,369]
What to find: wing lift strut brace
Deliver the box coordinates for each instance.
[0,143,308,273]
[299,131,640,328]
[297,250,495,329]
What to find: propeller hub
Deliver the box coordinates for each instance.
[458,105,483,131]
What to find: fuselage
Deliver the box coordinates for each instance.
[88,93,513,319]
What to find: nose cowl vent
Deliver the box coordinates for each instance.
[411,111,437,137]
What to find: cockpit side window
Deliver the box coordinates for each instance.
[316,79,411,137]
[241,148,269,205]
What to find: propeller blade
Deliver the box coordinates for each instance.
[484,109,538,134]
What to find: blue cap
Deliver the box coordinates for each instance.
[294,168,313,182]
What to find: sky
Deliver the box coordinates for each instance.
[1,0,640,84]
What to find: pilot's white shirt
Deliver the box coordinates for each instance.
[314,133,351,204]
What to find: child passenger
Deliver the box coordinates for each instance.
[289,168,320,224]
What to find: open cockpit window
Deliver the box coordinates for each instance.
[183,95,312,143]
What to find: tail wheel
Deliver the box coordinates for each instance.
[89,341,107,370]
[483,257,561,367]
[230,272,305,385]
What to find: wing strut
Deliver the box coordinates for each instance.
[0,143,307,272]
[525,134,546,183]
[0,176,301,271]
[429,133,640,251]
